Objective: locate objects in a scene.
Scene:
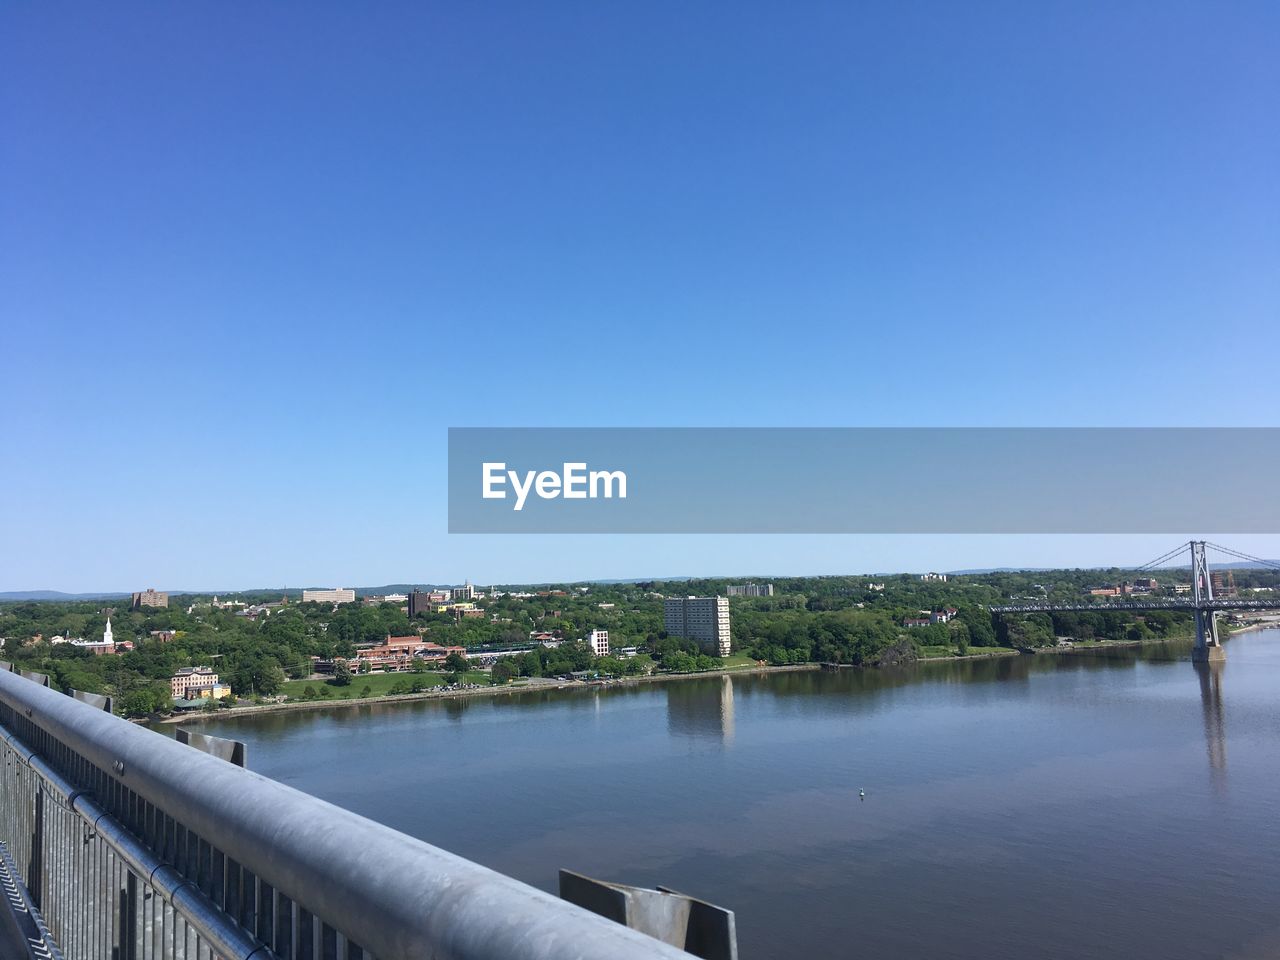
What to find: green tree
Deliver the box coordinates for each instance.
[491,660,515,683]
[118,683,170,718]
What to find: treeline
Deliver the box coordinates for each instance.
[0,601,351,715]
[996,609,1194,648]
[0,566,1247,716]
[728,605,997,665]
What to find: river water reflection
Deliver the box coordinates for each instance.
[179,630,1280,959]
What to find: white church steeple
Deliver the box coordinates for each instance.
[103,617,113,646]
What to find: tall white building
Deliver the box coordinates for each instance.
[451,581,475,601]
[726,583,774,597]
[301,588,356,604]
[586,629,610,658]
[663,597,732,658]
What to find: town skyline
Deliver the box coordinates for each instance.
[6,534,1280,598]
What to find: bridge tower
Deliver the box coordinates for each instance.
[1191,540,1225,663]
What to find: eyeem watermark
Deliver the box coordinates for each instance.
[482,462,628,511]
[450,427,1280,532]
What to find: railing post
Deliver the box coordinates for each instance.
[120,871,138,960]
[71,689,114,713]
[176,729,246,767]
[28,787,44,913]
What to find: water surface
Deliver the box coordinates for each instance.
[186,631,1280,959]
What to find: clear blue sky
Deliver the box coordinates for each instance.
[3,2,1277,591]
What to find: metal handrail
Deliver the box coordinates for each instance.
[1,723,269,959]
[0,668,685,960]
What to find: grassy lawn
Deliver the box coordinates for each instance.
[280,671,490,701]
[919,645,1018,660]
[721,653,766,670]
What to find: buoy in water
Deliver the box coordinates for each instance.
[859,789,865,801]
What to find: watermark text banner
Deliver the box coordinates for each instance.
[447,428,1280,533]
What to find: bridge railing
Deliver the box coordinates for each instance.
[1,721,265,959]
[0,667,688,960]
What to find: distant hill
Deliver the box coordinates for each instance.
[943,568,1062,575]
[4,560,1275,601]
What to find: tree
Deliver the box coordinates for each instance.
[491,660,515,683]
[951,621,971,656]
[665,651,696,672]
[332,660,352,686]
[118,683,170,718]
[444,651,469,673]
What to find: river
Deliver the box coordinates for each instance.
[170,629,1280,959]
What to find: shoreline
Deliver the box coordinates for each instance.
[1226,619,1280,636]
[159,629,1249,727]
[161,662,821,725]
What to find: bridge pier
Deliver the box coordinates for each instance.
[1192,644,1225,663]
[1191,542,1225,663]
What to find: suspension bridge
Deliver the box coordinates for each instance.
[990,540,1280,663]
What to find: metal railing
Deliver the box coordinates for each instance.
[0,668,687,960]
[0,715,266,959]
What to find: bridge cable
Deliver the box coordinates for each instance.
[1204,542,1280,573]
[1133,542,1192,572]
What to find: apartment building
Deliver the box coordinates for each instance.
[170,666,231,701]
[408,589,435,619]
[725,583,774,597]
[131,588,169,609]
[301,588,356,605]
[586,629,610,658]
[663,596,732,658]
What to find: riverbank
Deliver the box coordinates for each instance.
[162,632,1216,726]
[1031,634,1192,657]
[225,626,1280,960]
[1226,617,1280,636]
[162,661,820,725]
